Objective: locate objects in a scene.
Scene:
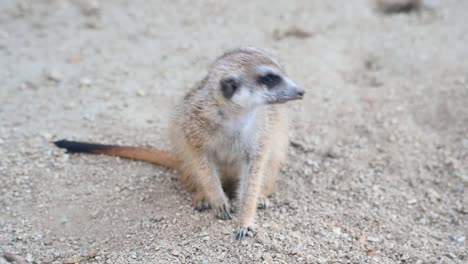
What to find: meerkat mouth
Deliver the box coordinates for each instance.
[268,94,304,104]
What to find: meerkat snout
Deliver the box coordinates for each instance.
[289,85,305,99]
[263,77,305,104]
[256,66,305,104]
[296,87,305,97]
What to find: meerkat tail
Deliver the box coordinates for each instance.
[54,140,177,168]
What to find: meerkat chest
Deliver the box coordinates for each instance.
[209,112,260,165]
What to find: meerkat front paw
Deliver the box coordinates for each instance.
[193,192,211,212]
[209,193,232,220]
[193,195,231,220]
[214,203,232,220]
[193,198,210,212]
[235,225,257,240]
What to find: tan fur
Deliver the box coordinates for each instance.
[168,47,299,238]
[93,147,177,168]
[57,47,303,239]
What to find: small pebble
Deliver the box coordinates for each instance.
[45,69,62,82]
[367,235,381,243]
[136,89,146,96]
[306,159,320,171]
[42,256,55,263]
[80,0,101,16]
[375,0,421,14]
[271,223,280,232]
[454,76,467,85]
[318,256,328,263]
[326,146,341,158]
[79,77,92,87]
[41,132,52,140]
[332,227,341,235]
[263,254,274,264]
[450,235,465,244]
[25,253,33,263]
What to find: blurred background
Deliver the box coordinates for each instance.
[0,0,466,263]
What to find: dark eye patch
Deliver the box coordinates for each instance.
[258,73,282,88]
[220,77,239,99]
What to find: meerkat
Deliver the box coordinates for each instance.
[54,47,305,240]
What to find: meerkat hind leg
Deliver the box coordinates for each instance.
[182,150,232,220]
[178,164,212,212]
[198,171,231,220]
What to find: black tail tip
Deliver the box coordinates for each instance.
[53,139,109,153]
[54,139,81,153]
[54,139,69,148]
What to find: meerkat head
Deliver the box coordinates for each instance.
[210,47,305,110]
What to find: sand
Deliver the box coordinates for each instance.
[0,0,466,263]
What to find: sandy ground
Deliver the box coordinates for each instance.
[1,0,467,263]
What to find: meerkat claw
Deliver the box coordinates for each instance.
[236,228,247,240]
[257,196,270,209]
[215,204,232,220]
[235,226,256,240]
[194,201,210,212]
[230,205,237,214]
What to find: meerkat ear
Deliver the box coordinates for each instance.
[220,77,239,99]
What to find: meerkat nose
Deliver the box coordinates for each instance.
[296,88,305,96]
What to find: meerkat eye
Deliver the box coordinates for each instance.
[258,73,282,88]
